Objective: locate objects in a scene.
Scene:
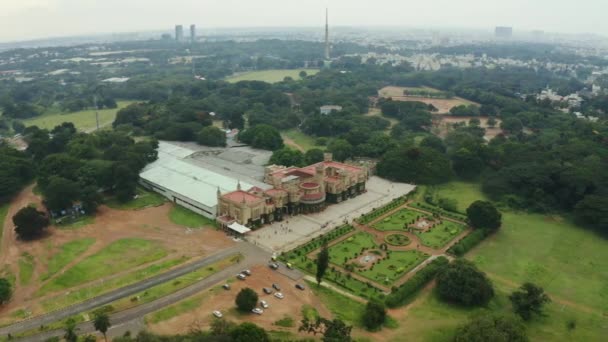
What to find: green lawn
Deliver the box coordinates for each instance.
[18,253,35,286]
[0,203,9,246]
[372,208,422,231]
[307,280,365,326]
[39,238,167,295]
[328,232,377,266]
[105,187,167,210]
[23,101,135,131]
[169,205,216,228]
[40,256,188,312]
[145,289,216,324]
[226,69,319,83]
[281,129,326,152]
[42,238,96,281]
[431,181,488,213]
[415,221,466,249]
[357,250,429,285]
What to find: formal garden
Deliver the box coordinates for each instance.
[385,234,410,246]
[372,208,421,231]
[414,220,466,249]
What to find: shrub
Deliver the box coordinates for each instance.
[385,257,449,308]
[447,229,488,256]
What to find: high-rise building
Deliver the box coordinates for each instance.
[190,24,196,42]
[175,25,184,42]
[324,8,330,60]
[495,26,513,39]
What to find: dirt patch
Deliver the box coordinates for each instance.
[379,86,478,114]
[433,116,503,141]
[149,265,331,337]
[0,186,234,319]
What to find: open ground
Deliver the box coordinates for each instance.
[225,69,320,83]
[379,86,479,114]
[23,101,135,131]
[433,115,504,140]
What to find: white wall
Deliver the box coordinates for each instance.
[139,179,216,219]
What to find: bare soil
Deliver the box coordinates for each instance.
[379,86,478,114]
[0,185,234,318]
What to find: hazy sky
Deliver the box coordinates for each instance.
[1,0,607,42]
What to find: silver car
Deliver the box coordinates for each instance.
[260,300,269,308]
[212,310,223,318]
[274,292,284,299]
[252,307,263,315]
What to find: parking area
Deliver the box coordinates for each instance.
[248,177,416,253]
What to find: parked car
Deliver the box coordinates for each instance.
[269,263,279,270]
[272,283,281,291]
[274,292,284,299]
[242,269,252,276]
[260,300,269,308]
[237,274,246,280]
[212,310,223,318]
[222,284,230,290]
[263,287,273,294]
[286,263,293,269]
[295,284,305,290]
[252,308,263,315]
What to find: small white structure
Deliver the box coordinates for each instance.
[320,105,343,115]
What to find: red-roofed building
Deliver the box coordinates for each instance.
[216,153,368,227]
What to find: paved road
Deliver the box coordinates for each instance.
[5,242,270,340]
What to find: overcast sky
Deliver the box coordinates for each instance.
[0,0,607,42]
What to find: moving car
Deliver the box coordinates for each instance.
[272,283,281,291]
[263,287,273,294]
[212,310,223,318]
[295,284,305,290]
[252,308,263,315]
[260,300,269,308]
[274,292,284,299]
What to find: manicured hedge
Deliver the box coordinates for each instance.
[357,197,407,224]
[385,256,449,308]
[411,202,467,221]
[447,229,488,256]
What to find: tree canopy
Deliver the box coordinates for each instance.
[235,287,258,312]
[466,201,502,230]
[453,314,529,342]
[436,259,495,307]
[13,206,49,240]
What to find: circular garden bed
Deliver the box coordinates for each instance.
[385,234,411,246]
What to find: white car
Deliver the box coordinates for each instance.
[260,300,269,308]
[212,310,223,318]
[274,292,284,299]
[242,269,252,276]
[252,307,263,315]
[237,274,246,280]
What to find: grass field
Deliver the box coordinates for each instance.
[372,208,422,231]
[23,101,135,131]
[40,257,188,312]
[39,238,167,295]
[404,181,608,340]
[42,238,96,281]
[18,253,35,286]
[226,69,319,83]
[357,250,429,285]
[0,203,9,246]
[55,216,95,230]
[281,129,326,152]
[414,221,466,249]
[328,232,377,265]
[169,205,216,228]
[105,187,167,210]
[307,280,365,326]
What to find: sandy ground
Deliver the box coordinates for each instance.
[248,177,415,253]
[433,116,504,141]
[149,265,330,337]
[379,86,478,114]
[0,185,235,319]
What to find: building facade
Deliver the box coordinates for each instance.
[216,153,368,228]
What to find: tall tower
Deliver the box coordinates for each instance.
[324,8,330,60]
[175,25,184,42]
[190,24,196,43]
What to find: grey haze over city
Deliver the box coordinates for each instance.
[1,0,607,43]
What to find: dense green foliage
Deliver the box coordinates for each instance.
[466,201,502,230]
[0,278,12,304]
[509,282,551,321]
[453,313,529,342]
[13,206,49,240]
[377,146,452,184]
[0,146,34,201]
[362,301,387,330]
[230,322,270,342]
[436,259,494,307]
[316,245,329,285]
[385,256,449,308]
[238,124,284,150]
[269,147,304,167]
[235,287,258,312]
[447,228,489,256]
[197,126,227,147]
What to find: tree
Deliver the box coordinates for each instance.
[299,317,352,342]
[299,70,308,78]
[238,124,284,150]
[420,135,446,153]
[197,126,227,147]
[574,195,608,233]
[93,311,112,342]
[466,201,502,230]
[63,318,79,342]
[210,318,237,336]
[452,148,484,179]
[509,282,551,321]
[12,121,25,134]
[316,245,329,285]
[487,117,497,128]
[377,147,452,185]
[42,176,80,212]
[13,206,49,240]
[327,139,353,162]
[269,147,304,167]
[0,278,12,304]
[500,117,524,134]
[362,301,387,330]
[230,322,270,342]
[453,314,528,342]
[305,148,325,165]
[436,259,494,307]
[235,288,258,312]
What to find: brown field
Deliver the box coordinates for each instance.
[433,116,503,140]
[378,86,479,114]
[0,185,233,320]
[148,265,332,338]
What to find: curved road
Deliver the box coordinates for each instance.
[3,242,269,340]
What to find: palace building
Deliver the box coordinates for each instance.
[216,153,368,228]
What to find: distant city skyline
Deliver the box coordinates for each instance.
[0,0,607,43]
